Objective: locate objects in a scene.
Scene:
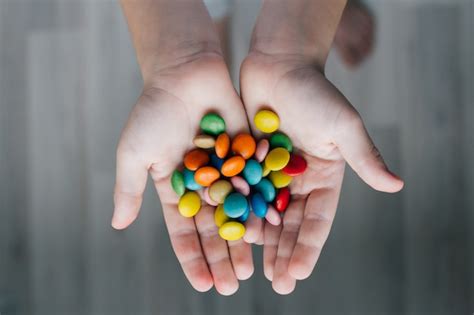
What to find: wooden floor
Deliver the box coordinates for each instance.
[0,0,472,314]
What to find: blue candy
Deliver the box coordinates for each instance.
[251,193,268,218]
[242,159,263,185]
[254,178,276,202]
[183,168,202,191]
[238,201,250,222]
[223,192,248,218]
[210,153,224,171]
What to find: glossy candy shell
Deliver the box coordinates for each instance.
[193,134,215,149]
[282,154,308,176]
[183,169,202,190]
[268,170,293,188]
[184,149,209,171]
[254,178,276,202]
[200,113,226,136]
[270,132,293,152]
[214,204,229,227]
[215,133,230,158]
[178,191,201,217]
[219,221,246,241]
[194,166,220,187]
[265,148,291,171]
[250,193,268,218]
[223,192,248,218]
[209,180,233,204]
[231,133,256,159]
[221,156,246,177]
[242,159,263,185]
[254,109,280,133]
[255,139,270,162]
[171,170,185,196]
[275,187,290,212]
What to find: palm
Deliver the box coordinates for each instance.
[113,55,253,295]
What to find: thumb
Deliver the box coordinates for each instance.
[334,109,404,193]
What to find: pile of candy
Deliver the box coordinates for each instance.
[171,109,307,241]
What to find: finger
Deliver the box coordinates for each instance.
[112,149,149,229]
[272,199,305,295]
[334,110,404,193]
[228,239,254,280]
[288,188,339,280]
[195,205,239,296]
[243,212,263,243]
[263,221,282,281]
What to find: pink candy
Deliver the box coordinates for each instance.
[203,187,218,206]
[265,205,281,226]
[230,176,250,196]
[255,139,270,162]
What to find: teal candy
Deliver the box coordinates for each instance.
[242,159,263,185]
[223,192,248,218]
[238,201,250,222]
[183,168,202,191]
[254,178,276,202]
[200,113,226,136]
[171,170,185,196]
[270,132,293,152]
[250,193,267,218]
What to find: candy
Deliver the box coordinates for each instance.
[250,193,268,218]
[221,156,246,177]
[184,149,209,171]
[194,166,220,187]
[242,159,263,185]
[223,192,248,218]
[193,134,216,149]
[209,180,233,204]
[265,147,291,171]
[178,191,201,217]
[254,109,280,133]
[214,204,229,227]
[270,132,293,152]
[269,170,293,188]
[231,133,256,159]
[255,139,270,162]
[210,153,224,171]
[183,168,202,190]
[230,176,250,196]
[262,163,271,177]
[215,133,230,159]
[265,204,281,225]
[219,221,246,241]
[203,187,218,206]
[275,187,290,212]
[238,202,250,222]
[282,154,308,176]
[200,113,226,136]
[171,170,185,196]
[254,178,276,202]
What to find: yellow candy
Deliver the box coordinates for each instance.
[262,163,271,177]
[269,170,293,188]
[254,110,280,133]
[178,191,201,217]
[214,204,230,227]
[218,221,246,241]
[265,147,290,171]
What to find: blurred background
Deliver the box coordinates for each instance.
[0,0,473,314]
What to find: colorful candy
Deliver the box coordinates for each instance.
[250,193,267,218]
[275,187,290,212]
[200,113,226,136]
[219,221,246,241]
[270,132,293,152]
[183,169,202,191]
[221,156,246,177]
[254,178,276,202]
[194,166,220,187]
[232,133,256,159]
[171,170,185,196]
[215,133,230,158]
[255,139,270,162]
[209,180,233,204]
[178,191,201,217]
[223,192,248,218]
[282,154,308,176]
[230,176,250,196]
[269,170,293,188]
[184,149,209,171]
[242,159,263,185]
[265,148,291,171]
[254,109,280,133]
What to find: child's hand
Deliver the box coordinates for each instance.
[112,54,253,295]
[240,52,404,294]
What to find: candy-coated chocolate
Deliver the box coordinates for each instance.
[255,139,270,162]
[242,159,263,185]
[282,154,308,176]
[171,170,185,196]
[230,176,250,196]
[209,180,233,204]
[215,133,230,159]
[265,204,282,225]
[184,149,209,171]
[250,193,267,218]
[262,163,271,177]
[193,134,215,149]
[223,192,248,218]
[194,166,220,186]
[219,221,246,241]
[254,178,276,202]
[265,147,290,171]
[183,168,202,190]
[238,202,250,222]
[214,204,229,227]
[178,191,201,217]
[270,132,293,152]
[275,187,290,212]
[210,153,224,171]
[254,109,280,133]
[221,156,246,177]
[231,133,256,159]
[204,187,218,206]
[268,170,293,188]
[200,113,226,136]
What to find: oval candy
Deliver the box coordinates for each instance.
[184,149,209,171]
[215,133,230,159]
[238,202,250,223]
[242,159,263,185]
[230,176,250,196]
[255,139,270,162]
[210,153,224,171]
[214,204,229,227]
[270,132,293,152]
[204,187,218,206]
[171,170,185,196]
[265,204,282,225]
[223,192,248,218]
[219,221,246,241]
[251,193,268,218]
[254,178,276,202]
[282,154,308,176]
[262,163,271,177]
[209,180,233,204]
[193,134,215,149]
[268,170,293,188]
[200,113,226,136]
[275,187,290,212]
[178,191,201,217]
[254,109,280,133]
[221,156,246,177]
[194,166,220,187]
[265,147,291,171]
[183,168,202,191]
[231,133,256,159]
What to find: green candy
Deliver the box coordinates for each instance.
[171,170,186,196]
[200,113,226,136]
[270,132,293,152]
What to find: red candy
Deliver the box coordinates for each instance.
[282,154,307,176]
[275,187,290,212]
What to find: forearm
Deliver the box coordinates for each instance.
[250,0,347,67]
[120,0,221,82]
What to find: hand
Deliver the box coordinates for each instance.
[240,51,404,294]
[112,53,253,295]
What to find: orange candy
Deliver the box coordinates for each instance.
[231,133,256,159]
[215,133,230,159]
[221,156,246,177]
[184,149,209,171]
[194,166,220,186]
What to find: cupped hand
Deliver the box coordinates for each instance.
[112,54,253,295]
[240,52,404,294]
